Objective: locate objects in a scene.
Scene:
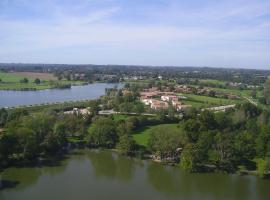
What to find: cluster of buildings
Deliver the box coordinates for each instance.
[140,87,191,111]
[64,108,91,116]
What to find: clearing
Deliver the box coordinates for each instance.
[132,123,181,147]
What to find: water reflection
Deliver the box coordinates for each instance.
[146,162,270,200]
[0,150,269,200]
[0,157,69,191]
[87,150,135,182]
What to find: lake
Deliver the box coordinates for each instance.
[0,83,121,108]
[0,150,269,200]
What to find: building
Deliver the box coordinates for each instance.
[161,95,178,102]
[140,97,152,105]
[64,108,91,116]
[150,100,169,110]
[176,104,192,111]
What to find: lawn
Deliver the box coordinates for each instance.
[199,79,227,86]
[178,93,242,108]
[0,72,86,90]
[0,72,28,82]
[132,123,181,147]
[112,114,130,122]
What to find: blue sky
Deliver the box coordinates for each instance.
[0,0,269,69]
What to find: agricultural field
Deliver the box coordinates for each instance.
[0,72,85,90]
[12,72,58,81]
[132,123,181,147]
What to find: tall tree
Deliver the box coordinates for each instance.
[148,127,183,160]
[263,77,270,104]
[88,117,117,148]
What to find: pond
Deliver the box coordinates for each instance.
[0,83,121,108]
[0,150,269,200]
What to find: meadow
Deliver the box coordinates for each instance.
[0,72,85,90]
[132,123,181,147]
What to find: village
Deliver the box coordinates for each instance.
[138,84,240,112]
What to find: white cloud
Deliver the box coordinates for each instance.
[0,0,269,68]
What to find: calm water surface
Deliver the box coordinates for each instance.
[0,150,269,200]
[0,83,121,108]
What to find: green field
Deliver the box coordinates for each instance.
[199,79,227,85]
[179,93,242,108]
[132,123,181,147]
[0,72,33,82]
[0,72,85,90]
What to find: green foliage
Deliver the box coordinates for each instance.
[0,111,89,166]
[88,117,117,148]
[199,110,217,130]
[41,130,66,155]
[148,126,184,160]
[215,112,232,130]
[263,78,270,104]
[234,131,256,163]
[0,108,8,127]
[116,134,136,155]
[256,125,270,157]
[183,119,201,142]
[20,77,29,83]
[180,144,200,172]
[209,132,235,171]
[256,158,270,178]
[34,78,41,84]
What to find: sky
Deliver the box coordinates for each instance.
[0,0,269,69]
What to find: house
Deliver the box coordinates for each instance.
[161,95,178,102]
[140,91,158,98]
[150,100,169,110]
[64,108,91,116]
[140,96,152,105]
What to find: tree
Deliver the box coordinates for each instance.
[183,119,201,143]
[0,132,17,165]
[41,123,67,155]
[199,110,217,130]
[148,127,183,160]
[209,132,235,171]
[196,131,214,163]
[263,78,270,104]
[234,131,256,164]
[256,158,270,178]
[0,108,8,127]
[256,126,270,157]
[180,144,200,172]
[88,117,117,148]
[251,89,257,99]
[15,127,37,159]
[7,108,28,122]
[89,100,100,115]
[215,112,232,130]
[20,77,29,83]
[117,134,136,155]
[34,78,41,84]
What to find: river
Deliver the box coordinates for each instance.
[0,83,121,108]
[0,150,269,200]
